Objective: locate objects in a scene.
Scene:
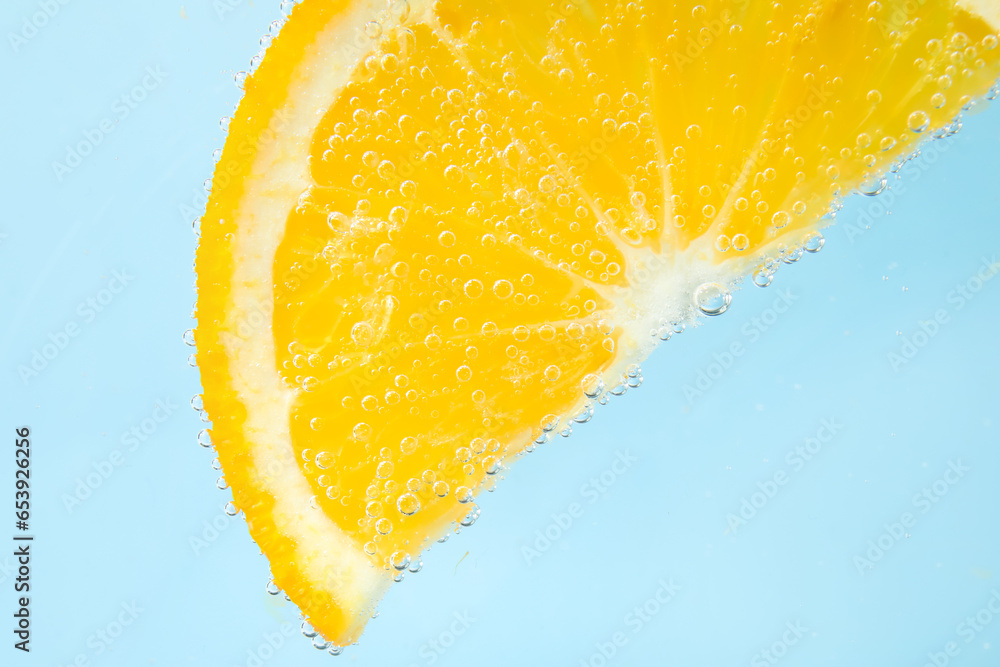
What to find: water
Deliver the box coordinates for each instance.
[2,1,1000,665]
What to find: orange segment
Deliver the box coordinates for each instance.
[194,0,1000,648]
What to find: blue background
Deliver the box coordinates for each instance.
[2,1,999,665]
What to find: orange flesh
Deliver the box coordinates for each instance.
[195,0,1000,647]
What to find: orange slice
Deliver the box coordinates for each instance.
[194,0,1000,648]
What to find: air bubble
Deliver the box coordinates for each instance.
[388,206,408,226]
[803,232,825,253]
[482,456,501,475]
[782,247,804,263]
[389,0,410,22]
[859,174,887,196]
[391,261,409,278]
[907,110,930,133]
[464,279,483,298]
[353,422,372,441]
[753,269,773,288]
[351,322,374,347]
[377,160,396,180]
[582,373,604,398]
[694,282,732,316]
[396,493,420,515]
[493,280,513,299]
[380,53,399,72]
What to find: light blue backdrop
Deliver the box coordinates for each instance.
[2,1,999,666]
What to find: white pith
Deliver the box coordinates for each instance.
[218,0,775,634]
[214,0,999,646]
[223,0,395,636]
[959,0,1000,27]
